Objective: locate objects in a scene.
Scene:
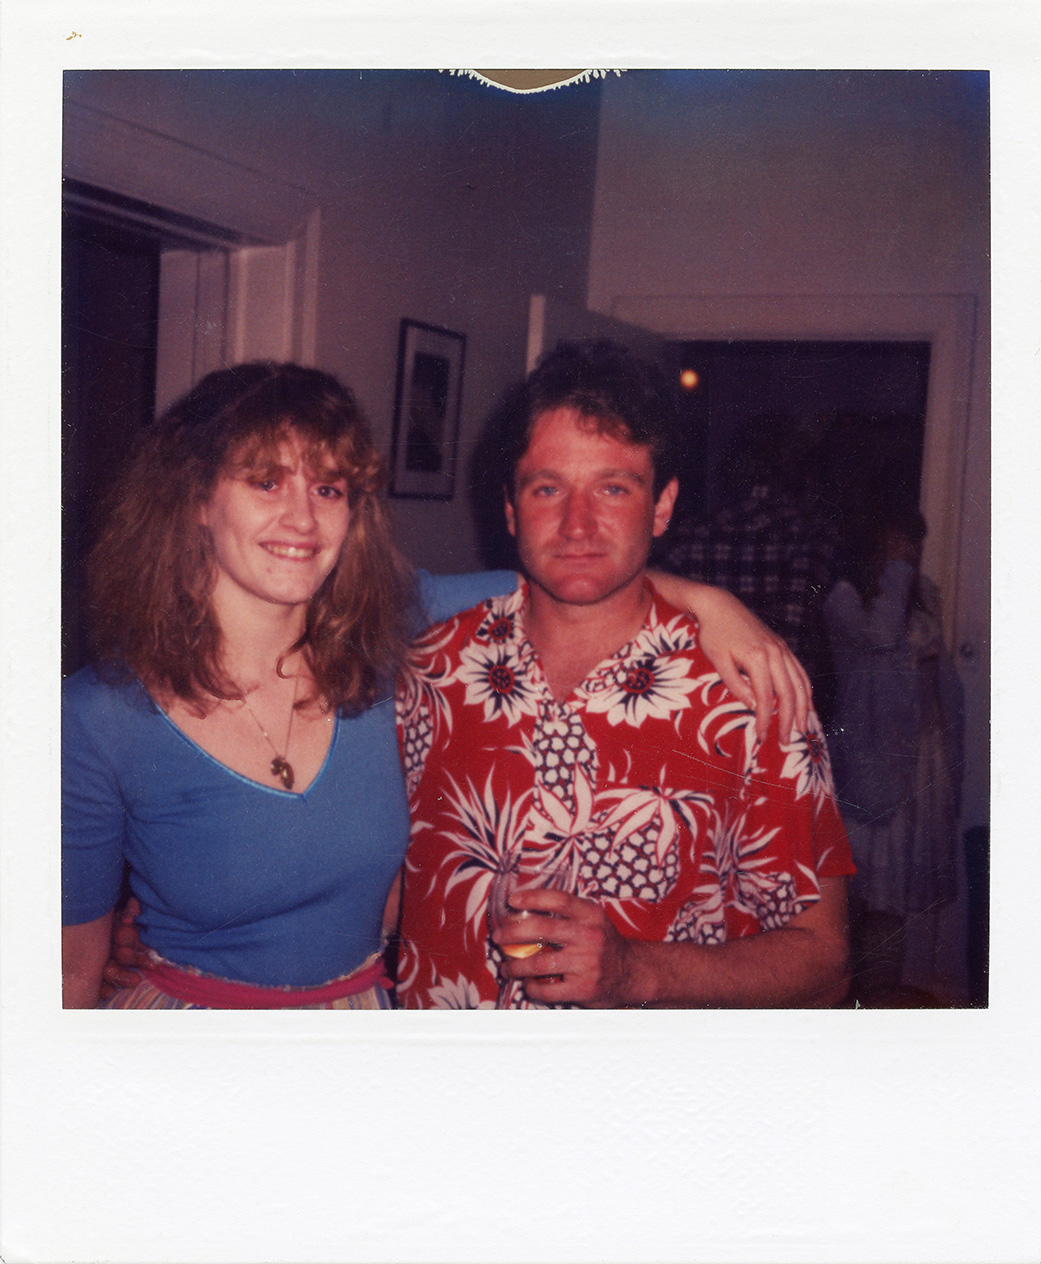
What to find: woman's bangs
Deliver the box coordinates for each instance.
[222,420,361,484]
[295,426,363,485]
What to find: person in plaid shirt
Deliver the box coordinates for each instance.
[664,416,842,708]
[394,344,853,1009]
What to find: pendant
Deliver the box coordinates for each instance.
[270,755,295,791]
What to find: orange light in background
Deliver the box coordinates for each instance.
[679,368,699,391]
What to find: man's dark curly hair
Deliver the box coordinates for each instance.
[498,339,682,499]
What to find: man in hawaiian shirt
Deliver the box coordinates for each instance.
[395,340,853,1009]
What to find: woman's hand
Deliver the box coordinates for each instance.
[647,572,812,742]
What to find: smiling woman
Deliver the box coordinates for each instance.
[86,363,410,715]
[61,362,514,1009]
[201,441,352,614]
[170,434,354,795]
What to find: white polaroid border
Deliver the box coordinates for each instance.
[1,3,1038,1263]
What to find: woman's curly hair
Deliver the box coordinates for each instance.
[87,362,415,715]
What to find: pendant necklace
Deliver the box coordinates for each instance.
[240,674,300,790]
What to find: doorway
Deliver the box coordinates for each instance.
[665,339,931,529]
[61,183,241,676]
[62,205,162,675]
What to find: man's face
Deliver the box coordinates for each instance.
[505,406,678,608]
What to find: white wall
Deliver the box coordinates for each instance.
[63,70,602,572]
[588,70,990,834]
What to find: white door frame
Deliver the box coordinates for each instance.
[64,97,320,412]
[609,293,977,645]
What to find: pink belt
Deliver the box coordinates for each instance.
[142,955,392,1009]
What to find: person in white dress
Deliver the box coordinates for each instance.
[823,504,964,1001]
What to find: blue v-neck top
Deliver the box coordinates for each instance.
[61,570,513,987]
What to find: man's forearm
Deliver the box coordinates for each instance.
[620,923,850,1009]
[503,878,850,1010]
[614,877,850,1009]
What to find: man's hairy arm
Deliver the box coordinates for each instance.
[496,877,850,1009]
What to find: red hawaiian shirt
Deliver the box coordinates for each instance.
[395,584,853,1009]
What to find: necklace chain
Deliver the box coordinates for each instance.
[240,674,300,790]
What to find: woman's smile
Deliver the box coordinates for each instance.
[201,430,351,614]
[261,541,323,560]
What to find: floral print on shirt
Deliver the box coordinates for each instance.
[395,585,853,1008]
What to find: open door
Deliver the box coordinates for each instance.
[154,229,319,415]
[608,291,976,651]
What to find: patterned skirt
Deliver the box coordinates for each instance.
[101,950,393,1010]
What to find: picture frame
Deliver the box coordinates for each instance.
[389,318,466,498]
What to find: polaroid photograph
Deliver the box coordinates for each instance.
[1,4,1038,1263]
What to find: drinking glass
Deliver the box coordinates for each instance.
[488,854,573,1008]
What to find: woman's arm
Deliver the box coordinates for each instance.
[648,572,811,741]
[415,570,517,630]
[422,570,812,741]
[62,674,135,977]
[62,912,114,1008]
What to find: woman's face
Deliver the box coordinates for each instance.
[200,431,351,617]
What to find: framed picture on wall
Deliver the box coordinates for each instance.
[390,318,466,498]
